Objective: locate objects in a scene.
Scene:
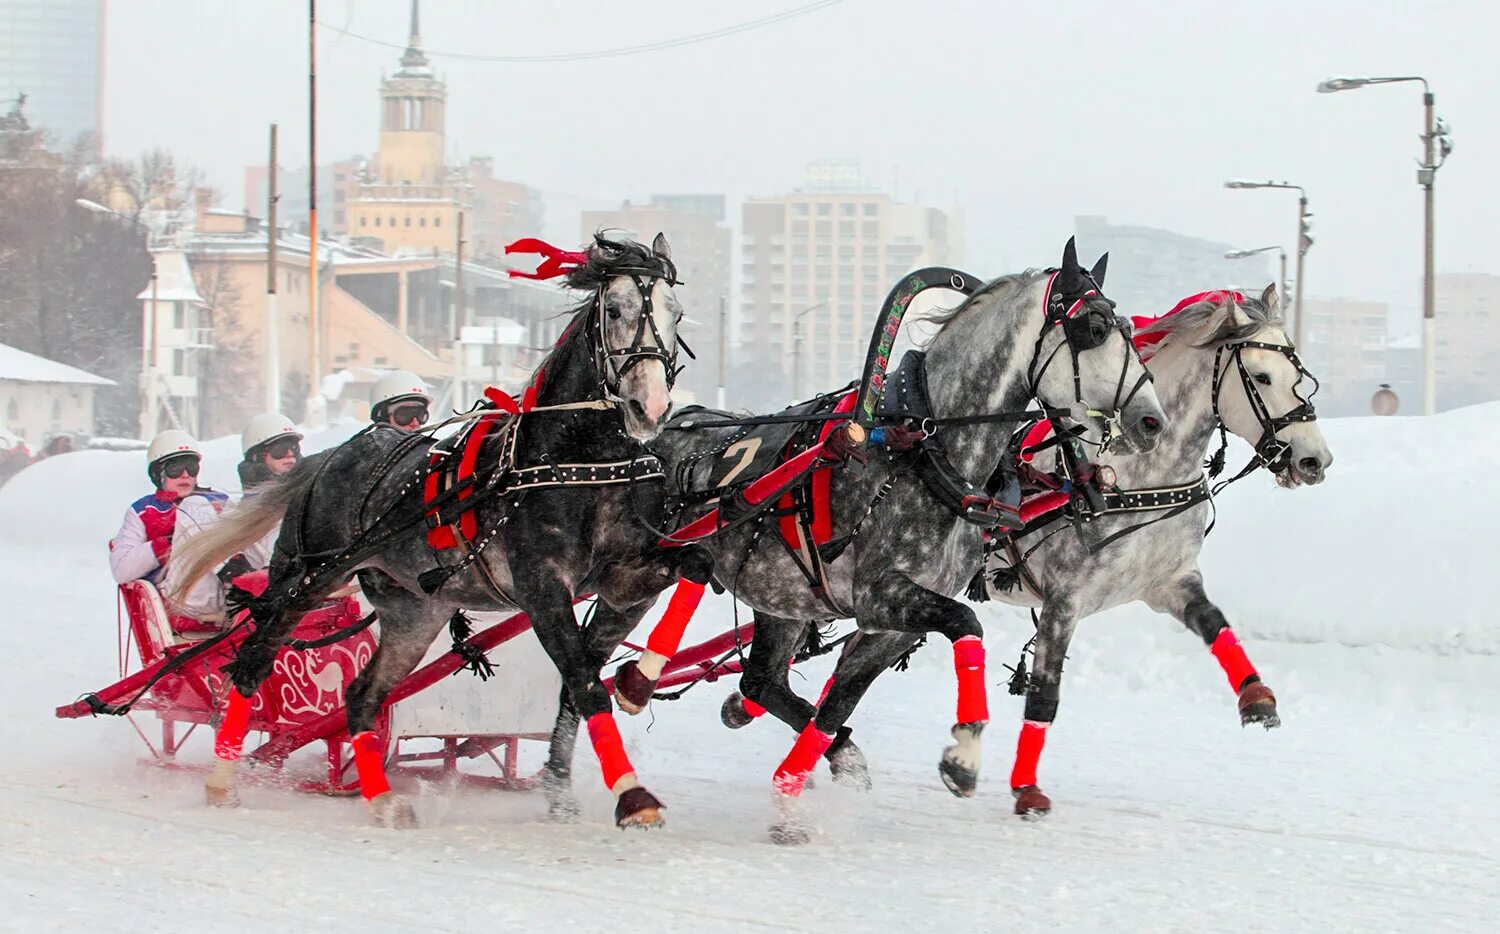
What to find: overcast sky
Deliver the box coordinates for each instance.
[103,0,1499,327]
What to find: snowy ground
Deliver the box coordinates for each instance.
[1,410,1497,932]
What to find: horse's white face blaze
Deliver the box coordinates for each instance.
[1219,322,1334,486]
[1034,307,1167,453]
[601,274,681,442]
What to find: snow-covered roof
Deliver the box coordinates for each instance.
[1388,333,1421,351]
[136,250,204,303]
[0,343,115,386]
[461,320,526,345]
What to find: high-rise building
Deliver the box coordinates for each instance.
[0,0,104,153]
[1301,297,1389,416]
[581,195,731,404]
[1434,273,1500,409]
[741,161,957,400]
[1073,216,1271,318]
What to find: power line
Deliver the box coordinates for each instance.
[317,1,843,64]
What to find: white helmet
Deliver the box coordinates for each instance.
[241,412,302,455]
[370,370,431,413]
[147,429,200,467]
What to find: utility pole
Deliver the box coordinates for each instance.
[1421,89,1437,416]
[1293,193,1309,348]
[454,210,466,408]
[717,295,727,408]
[305,0,324,426]
[266,123,281,413]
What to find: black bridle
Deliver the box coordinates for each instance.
[1027,268,1152,450]
[1207,337,1320,486]
[592,268,694,399]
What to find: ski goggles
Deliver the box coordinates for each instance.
[262,437,302,460]
[160,455,201,479]
[390,402,430,427]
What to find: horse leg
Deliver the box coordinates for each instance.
[520,579,665,829]
[1007,602,1079,818]
[724,616,872,791]
[342,579,453,828]
[1155,573,1279,728]
[766,631,914,844]
[204,573,321,807]
[542,598,654,823]
[613,547,715,714]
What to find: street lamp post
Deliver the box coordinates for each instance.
[1317,75,1452,416]
[1225,246,1289,313]
[791,300,830,400]
[1224,180,1311,347]
[76,198,158,439]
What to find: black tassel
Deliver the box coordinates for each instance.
[988,565,1023,595]
[803,623,826,656]
[448,610,495,681]
[418,566,452,595]
[224,584,259,620]
[1205,429,1228,479]
[1006,653,1030,695]
[965,569,989,603]
[890,635,927,672]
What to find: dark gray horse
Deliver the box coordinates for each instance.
[727,286,1333,821]
[171,234,711,829]
[623,241,1168,842]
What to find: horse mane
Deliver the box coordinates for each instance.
[1134,290,1281,360]
[925,269,1047,332]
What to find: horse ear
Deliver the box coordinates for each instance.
[1260,283,1281,318]
[1224,292,1253,326]
[1057,237,1082,290]
[1090,252,1109,287]
[651,232,672,261]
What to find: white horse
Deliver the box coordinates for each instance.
[983,285,1333,815]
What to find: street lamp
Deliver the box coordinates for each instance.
[791,300,830,399]
[77,198,159,440]
[1318,74,1452,416]
[1223,180,1311,348]
[1225,246,1289,315]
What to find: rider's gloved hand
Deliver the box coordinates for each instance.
[149,534,173,564]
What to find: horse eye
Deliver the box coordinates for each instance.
[1253,373,1272,386]
[605,303,622,321]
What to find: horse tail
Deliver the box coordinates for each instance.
[166,460,315,604]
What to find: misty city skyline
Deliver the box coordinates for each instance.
[91,0,1499,332]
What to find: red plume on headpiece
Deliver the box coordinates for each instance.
[505,238,589,281]
[1132,290,1247,356]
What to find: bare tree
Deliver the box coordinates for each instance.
[192,263,259,438]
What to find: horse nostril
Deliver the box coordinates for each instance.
[628,399,647,420]
[1140,415,1162,435]
[1298,456,1322,474]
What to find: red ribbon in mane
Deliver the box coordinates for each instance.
[1132,289,1246,356]
[505,237,589,281]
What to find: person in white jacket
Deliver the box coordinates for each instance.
[110,430,228,630]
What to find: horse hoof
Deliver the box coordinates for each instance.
[369,792,418,829]
[613,660,655,716]
[769,821,812,846]
[1013,785,1052,818]
[615,787,665,829]
[721,692,755,729]
[939,721,984,798]
[204,783,239,809]
[1238,681,1281,729]
[827,742,873,792]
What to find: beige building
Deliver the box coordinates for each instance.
[741,161,958,396]
[1434,273,1500,408]
[0,342,113,445]
[581,195,731,404]
[1301,297,1389,415]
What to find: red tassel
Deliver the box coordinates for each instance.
[587,712,635,791]
[484,387,521,414]
[773,723,834,797]
[1010,720,1049,789]
[213,690,253,762]
[1210,627,1259,692]
[644,579,707,659]
[505,237,588,280]
[953,635,989,724]
[350,730,391,800]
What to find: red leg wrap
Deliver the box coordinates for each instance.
[953,635,989,724]
[350,730,391,800]
[1010,720,1050,789]
[743,696,767,718]
[773,722,835,797]
[644,579,707,659]
[1210,627,1259,692]
[213,690,253,762]
[586,712,635,791]
[815,673,836,707]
